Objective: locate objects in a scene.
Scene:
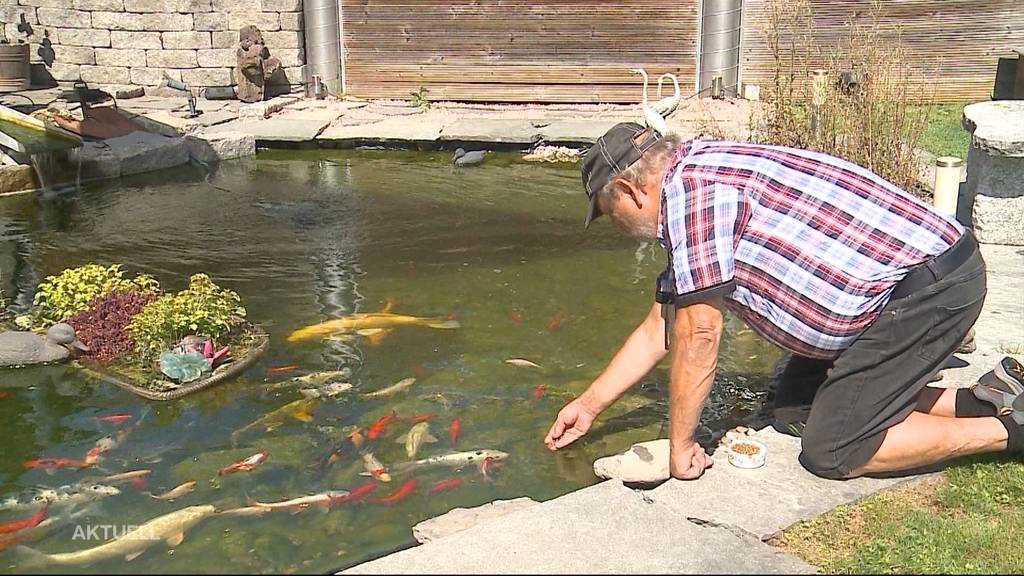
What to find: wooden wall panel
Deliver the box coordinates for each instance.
[740,0,1024,103]
[341,0,700,103]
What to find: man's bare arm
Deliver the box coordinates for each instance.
[668,298,724,479]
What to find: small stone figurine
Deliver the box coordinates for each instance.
[0,323,88,368]
[234,25,282,103]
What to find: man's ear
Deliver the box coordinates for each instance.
[611,177,645,210]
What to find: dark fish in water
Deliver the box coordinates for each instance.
[312,428,364,476]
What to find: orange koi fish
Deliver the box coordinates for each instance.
[449,418,461,448]
[0,504,46,535]
[372,479,417,505]
[533,384,546,400]
[428,478,463,495]
[368,410,399,440]
[329,482,378,506]
[217,451,268,476]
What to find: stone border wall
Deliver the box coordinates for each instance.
[1,0,304,90]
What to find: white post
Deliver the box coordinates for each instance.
[933,157,963,216]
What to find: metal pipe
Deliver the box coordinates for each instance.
[303,0,342,95]
[699,0,743,95]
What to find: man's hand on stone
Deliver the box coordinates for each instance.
[670,440,714,480]
[544,396,600,450]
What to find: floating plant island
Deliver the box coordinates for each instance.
[9,264,267,400]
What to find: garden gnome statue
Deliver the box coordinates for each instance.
[234,25,282,103]
[0,323,89,368]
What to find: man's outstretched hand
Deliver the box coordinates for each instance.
[544,396,600,450]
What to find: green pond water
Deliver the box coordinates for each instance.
[0,150,780,574]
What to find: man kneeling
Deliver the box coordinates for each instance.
[544,123,1016,481]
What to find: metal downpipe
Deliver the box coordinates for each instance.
[699,0,743,96]
[303,0,342,94]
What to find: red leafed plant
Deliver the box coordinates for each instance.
[68,290,159,363]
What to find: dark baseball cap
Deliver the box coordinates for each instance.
[581,122,663,228]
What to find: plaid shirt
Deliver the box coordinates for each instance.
[657,140,964,359]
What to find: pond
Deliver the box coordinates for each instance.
[0,150,779,573]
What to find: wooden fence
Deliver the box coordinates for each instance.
[340,0,700,103]
[740,0,1024,103]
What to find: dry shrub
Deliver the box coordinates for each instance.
[752,0,933,192]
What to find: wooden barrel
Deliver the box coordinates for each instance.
[0,44,30,93]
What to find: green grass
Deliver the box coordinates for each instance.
[777,456,1024,573]
[918,103,971,159]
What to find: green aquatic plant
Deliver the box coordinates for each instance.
[29,264,159,327]
[128,274,246,358]
[159,350,211,383]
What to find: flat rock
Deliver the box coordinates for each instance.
[366,103,425,116]
[77,142,122,181]
[342,481,813,574]
[412,498,538,544]
[319,118,444,143]
[114,86,145,99]
[973,194,1024,246]
[186,131,256,163]
[238,96,298,120]
[105,131,189,176]
[539,120,622,144]
[208,117,331,142]
[440,119,544,145]
[648,428,916,540]
[963,101,1024,157]
[0,164,36,195]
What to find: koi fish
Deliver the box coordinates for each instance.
[392,450,509,474]
[289,370,349,387]
[0,505,46,535]
[248,492,342,511]
[147,481,196,501]
[533,384,546,400]
[84,429,129,466]
[231,398,317,445]
[367,410,399,440]
[287,300,460,342]
[313,428,364,476]
[509,311,524,324]
[13,505,216,567]
[96,414,133,424]
[266,364,299,374]
[395,422,438,458]
[410,413,434,424]
[449,418,461,448]
[362,377,416,399]
[0,391,8,400]
[505,358,542,369]
[480,456,496,481]
[23,458,90,470]
[428,478,463,495]
[546,315,563,331]
[87,470,150,484]
[371,479,417,505]
[328,482,377,506]
[1,484,119,513]
[217,451,268,477]
[361,452,391,483]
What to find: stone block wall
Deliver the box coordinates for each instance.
[1,0,305,89]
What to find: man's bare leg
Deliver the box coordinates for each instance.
[852,410,1007,476]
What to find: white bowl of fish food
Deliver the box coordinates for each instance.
[719,427,767,469]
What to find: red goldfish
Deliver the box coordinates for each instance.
[329,482,378,506]
[0,391,8,400]
[546,315,563,331]
[97,414,133,424]
[428,478,463,495]
[23,458,89,470]
[449,418,461,448]
[410,414,434,424]
[533,384,546,400]
[0,504,46,535]
[372,479,417,505]
[510,311,524,324]
[368,410,399,440]
[480,456,496,481]
[266,364,299,374]
[218,451,268,476]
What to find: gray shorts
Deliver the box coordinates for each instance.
[770,233,987,479]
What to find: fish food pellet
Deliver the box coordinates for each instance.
[732,443,761,456]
